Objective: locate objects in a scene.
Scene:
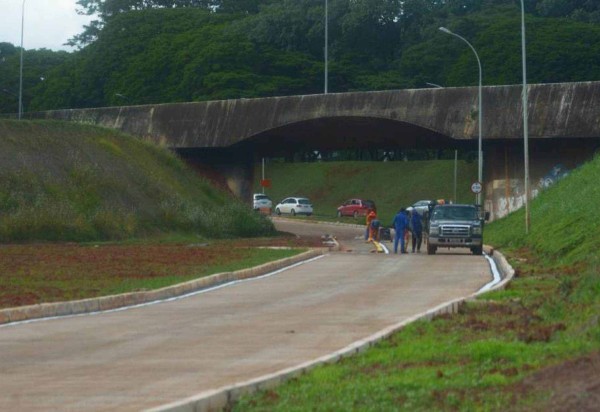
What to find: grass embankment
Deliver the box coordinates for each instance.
[0,120,296,308]
[0,120,273,242]
[236,156,600,411]
[254,160,478,224]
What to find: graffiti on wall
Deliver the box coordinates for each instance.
[489,163,570,220]
[539,163,569,189]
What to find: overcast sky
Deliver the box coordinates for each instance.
[0,0,94,51]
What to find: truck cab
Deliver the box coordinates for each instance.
[427,204,488,255]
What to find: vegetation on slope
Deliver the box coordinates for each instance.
[486,155,600,269]
[237,154,600,410]
[0,120,274,242]
[254,160,478,224]
[3,1,600,113]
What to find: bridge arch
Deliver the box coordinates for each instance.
[28,81,600,212]
[233,115,469,158]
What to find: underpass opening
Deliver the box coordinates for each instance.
[175,116,477,203]
[233,116,475,158]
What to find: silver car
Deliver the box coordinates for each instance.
[409,200,435,215]
[253,193,272,211]
[274,197,313,216]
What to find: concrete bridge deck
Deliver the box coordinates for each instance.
[28,81,600,150]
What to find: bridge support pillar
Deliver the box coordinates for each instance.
[483,138,600,221]
[177,148,254,204]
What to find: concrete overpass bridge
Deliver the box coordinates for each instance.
[29,81,600,219]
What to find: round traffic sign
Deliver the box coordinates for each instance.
[471,181,482,194]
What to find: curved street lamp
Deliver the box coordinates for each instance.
[439,26,483,205]
[520,0,531,234]
[18,0,26,120]
[324,0,329,94]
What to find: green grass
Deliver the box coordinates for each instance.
[0,240,305,308]
[255,160,478,224]
[0,120,274,242]
[236,154,600,411]
[235,272,600,411]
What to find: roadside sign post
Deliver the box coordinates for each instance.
[261,158,265,194]
[471,181,482,205]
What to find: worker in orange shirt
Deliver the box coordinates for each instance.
[366,209,377,242]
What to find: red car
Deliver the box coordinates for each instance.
[336,199,376,218]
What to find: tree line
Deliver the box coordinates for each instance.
[1,0,600,114]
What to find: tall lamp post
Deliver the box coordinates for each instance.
[520,0,531,234]
[18,0,26,120]
[324,0,329,94]
[439,27,483,205]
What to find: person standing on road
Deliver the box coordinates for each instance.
[366,209,377,241]
[410,209,423,253]
[369,217,381,242]
[391,208,409,254]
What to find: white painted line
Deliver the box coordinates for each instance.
[0,255,326,329]
[478,252,502,293]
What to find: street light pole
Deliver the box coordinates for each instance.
[439,27,483,205]
[324,0,329,94]
[18,0,26,120]
[520,0,531,234]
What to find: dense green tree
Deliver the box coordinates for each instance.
[0,43,68,114]
[70,0,276,47]
[5,0,600,114]
[535,0,600,22]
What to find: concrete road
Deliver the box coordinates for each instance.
[0,219,492,411]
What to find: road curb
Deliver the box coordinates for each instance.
[0,249,325,326]
[146,245,516,412]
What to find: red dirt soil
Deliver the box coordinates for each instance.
[0,236,324,309]
[512,352,600,411]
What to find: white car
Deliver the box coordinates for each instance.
[409,200,435,215]
[274,197,313,216]
[253,193,272,211]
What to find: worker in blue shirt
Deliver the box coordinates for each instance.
[391,208,409,254]
[410,209,423,253]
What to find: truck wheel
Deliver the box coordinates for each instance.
[427,244,436,255]
[472,246,483,255]
[275,208,281,215]
[353,211,359,218]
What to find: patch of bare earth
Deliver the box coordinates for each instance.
[510,352,600,411]
[0,235,321,309]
